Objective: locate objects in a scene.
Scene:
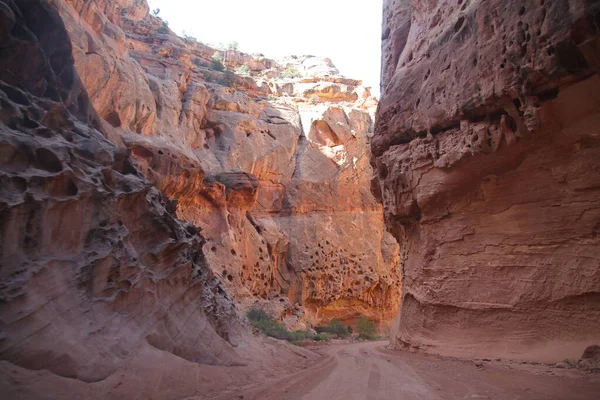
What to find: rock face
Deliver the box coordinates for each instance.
[373,0,600,361]
[0,0,242,384]
[0,1,330,398]
[49,0,400,329]
[2,3,398,373]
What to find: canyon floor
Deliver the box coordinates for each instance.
[218,341,600,400]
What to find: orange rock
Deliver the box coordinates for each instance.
[43,0,398,329]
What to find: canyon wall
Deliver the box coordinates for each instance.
[51,0,401,328]
[373,0,600,361]
[2,3,399,379]
[0,0,369,397]
[0,0,248,391]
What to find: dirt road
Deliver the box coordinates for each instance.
[242,341,600,400]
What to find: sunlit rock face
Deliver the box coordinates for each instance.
[46,0,400,328]
[373,0,600,361]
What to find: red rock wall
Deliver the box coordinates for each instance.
[0,0,243,384]
[22,0,400,329]
[373,0,600,361]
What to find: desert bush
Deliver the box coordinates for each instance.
[247,308,271,322]
[316,319,350,338]
[357,317,377,340]
[312,333,331,342]
[247,308,289,340]
[282,67,301,78]
[201,71,213,82]
[288,330,311,343]
[183,31,197,43]
[236,64,251,76]
[328,319,350,338]
[210,55,225,72]
[247,309,342,344]
[228,41,239,51]
[254,320,290,340]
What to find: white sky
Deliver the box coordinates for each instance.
[147,0,383,96]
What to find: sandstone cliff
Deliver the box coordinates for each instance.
[0,1,322,398]
[0,0,240,385]
[373,0,600,361]
[2,0,398,361]
[46,0,400,329]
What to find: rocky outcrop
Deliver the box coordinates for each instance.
[373,0,600,361]
[0,0,243,383]
[7,0,399,333]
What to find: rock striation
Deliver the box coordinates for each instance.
[373,0,600,361]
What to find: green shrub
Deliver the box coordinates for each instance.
[347,325,353,334]
[315,319,350,338]
[247,308,342,344]
[312,333,331,342]
[282,67,301,79]
[236,64,251,76]
[357,317,377,340]
[201,71,213,82]
[253,319,290,340]
[228,41,239,51]
[328,319,350,338]
[183,32,197,43]
[210,55,225,72]
[247,308,271,322]
[157,26,169,34]
[288,330,311,343]
[247,309,289,340]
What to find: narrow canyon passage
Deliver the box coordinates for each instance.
[235,342,600,400]
[1,0,599,399]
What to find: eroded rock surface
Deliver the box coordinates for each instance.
[0,1,322,399]
[48,0,400,329]
[373,0,600,361]
[2,0,398,360]
[0,0,243,383]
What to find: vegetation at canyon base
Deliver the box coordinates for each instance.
[247,309,378,344]
[356,316,378,340]
[247,309,314,342]
[315,319,351,338]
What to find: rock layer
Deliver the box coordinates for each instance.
[373,0,600,361]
